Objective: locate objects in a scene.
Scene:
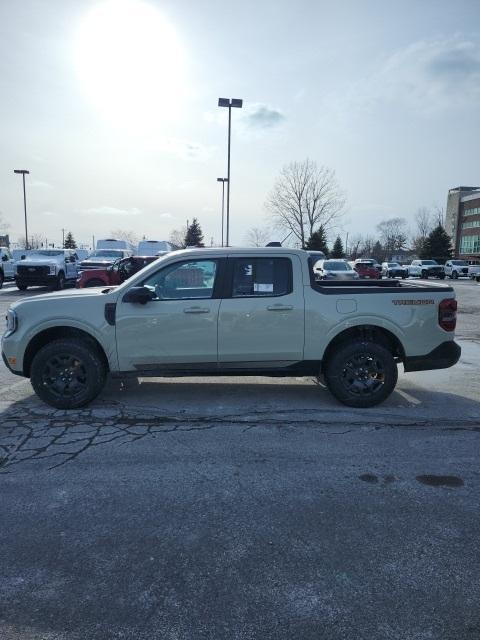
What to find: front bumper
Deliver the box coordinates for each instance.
[2,350,24,376]
[15,274,58,287]
[404,341,461,372]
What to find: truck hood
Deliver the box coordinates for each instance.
[18,257,62,267]
[11,286,115,310]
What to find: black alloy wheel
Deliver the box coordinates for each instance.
[452,271,458,279]
[421,270,428,279]
[324,341,398,408]
[17,283,28,291]
[30,338,107,409]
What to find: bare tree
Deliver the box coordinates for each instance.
[110,229,139,245]
[17,233,45,249]
[377,217,408,260]
[169,227,187,249]
[433,205,445,227]
[266,159,345,248]
[0,211,10,233]
[411,207,433,256]
[347,234,363,260]
[245,226,270,247]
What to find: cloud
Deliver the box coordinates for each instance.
[353,37,480,113]
[242,103,286,129]
[29,180,53,189]
[161,138,215,162]
[81,206,142,216]
[159,212,173,219]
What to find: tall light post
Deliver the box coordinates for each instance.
[218,98,243,246]
[217,178,228,247]
[14,169,30,250]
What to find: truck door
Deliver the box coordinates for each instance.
[115,258,222,371]
[218,255,305,364]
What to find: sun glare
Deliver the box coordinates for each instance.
[74,0,188,128]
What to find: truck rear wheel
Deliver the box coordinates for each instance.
[30,338,107,409]
[324,341,398,408]
[17,282,28,291]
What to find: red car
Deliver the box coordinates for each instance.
[76,256,158,288]
[353,259,382,279]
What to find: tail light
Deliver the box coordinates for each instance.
[439,298,457,331]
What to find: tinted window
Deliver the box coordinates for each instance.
[324,261,348,270]
[231,258,291,297]
[143,260,217,300]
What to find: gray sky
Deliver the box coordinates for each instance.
[0,0,479,248]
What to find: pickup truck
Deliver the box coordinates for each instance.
[407,259,445,279]
[2,248,460,410]
[0,246,15,288]
[76,256,157,288]
[14,249,80,290]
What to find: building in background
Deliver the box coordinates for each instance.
[445,186,480,259]
[0,234,10,247]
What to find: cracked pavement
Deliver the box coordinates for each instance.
[1,281,480,639]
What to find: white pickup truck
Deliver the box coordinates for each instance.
[14,249,80,291]
[2,248,460,410]
[0,247,15,288]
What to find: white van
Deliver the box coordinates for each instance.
[96,238,135,253]
[137,240,174,256]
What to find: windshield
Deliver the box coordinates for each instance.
[356,261,374,266]
[325,261,349,271]
[422,260,438,265]
[30,250,64,256]
[451,260,468,265]
[388,263,400,267]
[87,250,125,258]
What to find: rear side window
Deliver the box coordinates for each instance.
[231,258,292,297]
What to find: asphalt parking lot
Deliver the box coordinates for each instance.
[1,278,479,639]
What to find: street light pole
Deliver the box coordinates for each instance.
[14,169,30,250]
[217,178,228,247]
[218,98,243,246]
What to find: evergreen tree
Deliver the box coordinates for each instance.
[372,241,384,263]
[184,218,204,247]
[305,225,329,256]
[420,225,452,262]
[64,231,77,249]
[330,236,345,258]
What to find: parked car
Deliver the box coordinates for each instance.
[407,260,445,279]
[469,264,480,282]
[314,259,359,280]
[2,247,460,410]
[0,246,15,288]
[381,262,408,279]
[444,260,470,279]
[76,255,158,288]
[79,249,133,271]
[96,238,136,252]
[14,249,79,290]
[354,259,382,279]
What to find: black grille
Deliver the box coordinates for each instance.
[17,265,49,277]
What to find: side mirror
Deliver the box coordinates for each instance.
[70,256,76,262]
[1,255,7,262]
[123,286,155,305]
[21,255,26,260]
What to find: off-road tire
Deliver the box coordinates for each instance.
[421,270,428,279]
[452,271,458,279]
[30,338,107,409]
[17,282,28,291]
[324,340,398,408]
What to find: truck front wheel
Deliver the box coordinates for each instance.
[54,271,65,291]
[324,341,398,408]
[30,338,107,409]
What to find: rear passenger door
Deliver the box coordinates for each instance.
[218,255,305,365]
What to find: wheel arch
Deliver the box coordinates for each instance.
[321,324,406,373]
[23,326,109,377]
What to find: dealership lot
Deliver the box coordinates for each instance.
[1,279,479,639]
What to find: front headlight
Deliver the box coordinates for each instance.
[49,265,56,275]
[4,309,17,337]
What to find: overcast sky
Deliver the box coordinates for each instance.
[0,0,479,248]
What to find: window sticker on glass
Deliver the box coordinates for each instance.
[254,283,273,293]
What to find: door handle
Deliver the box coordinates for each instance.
[267,304,293,311]
[183,307,210,314]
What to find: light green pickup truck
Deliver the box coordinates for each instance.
[2,247,460,409]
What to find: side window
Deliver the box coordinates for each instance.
[143,260,217,300]
[231,258,292,297]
